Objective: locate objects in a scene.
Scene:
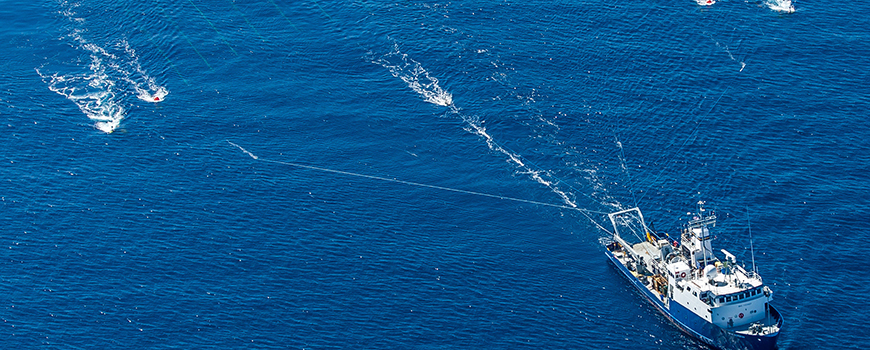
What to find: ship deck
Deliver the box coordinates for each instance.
[609,249,667,299]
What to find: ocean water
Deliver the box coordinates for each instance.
[2,0,869,348]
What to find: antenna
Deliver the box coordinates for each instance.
[747,207,757,276]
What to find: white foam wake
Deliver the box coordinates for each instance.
[39,3,168,133]
[458,111,577,208]
[709,36,746,72]
[372,43,578,208]
[37,56,125,133]
[118,41,169,103]
[372,44,453,107]
[227,141,259,159]
[766,0,796,13]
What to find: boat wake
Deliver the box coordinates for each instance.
[459,112,578,208]
[37,56,125,134]
[372,43,453,107]
[372,44,577,208]
[227,140,259,159]
[38,2,167,133]
[708,35,746,72]
[766,0,796,13]
[118,41,169,104]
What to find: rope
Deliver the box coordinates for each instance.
[614,133,639,208]
[226,141,613,219]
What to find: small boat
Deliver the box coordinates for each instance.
[604,202,783,350]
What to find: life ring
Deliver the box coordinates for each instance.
[680,272,687,278]
[739,313,744,319]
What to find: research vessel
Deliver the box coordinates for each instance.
[604,202,782,350]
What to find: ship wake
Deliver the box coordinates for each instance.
[38,2,168,133]
[766,0,796,13]
[372,43,453,107]
[372,43,578,209]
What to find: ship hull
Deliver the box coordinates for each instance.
[605,250,781,350]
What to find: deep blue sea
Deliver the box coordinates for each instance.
[2,0,869,348]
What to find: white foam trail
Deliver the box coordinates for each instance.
[373,43,578,208]
[372,44,453,107]
[709,36,745,72]
[458,111,577,208]
[37,56,125,134]
[119,41,169,103]
[766,0,796,13]
[39,2,168,133]
[227,141,259,159]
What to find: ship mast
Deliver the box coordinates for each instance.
[748,207,758,276]
[700,201,709,269]
[687,201,716,271]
